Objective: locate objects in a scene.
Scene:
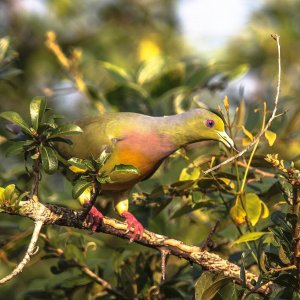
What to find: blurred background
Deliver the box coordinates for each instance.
[0,0,299,299]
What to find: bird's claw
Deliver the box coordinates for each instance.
[86,206,104,232]
[121,211,144,242]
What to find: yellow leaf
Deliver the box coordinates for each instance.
[265,130,277,146]
[179,167,200,181]
[244,193,262,226]
[242,138,251,147]
[242,126,254,141]
[260,201,269,219]
[219,178,235,190]
[236,100,245,128]
[78,187,91,205]
[0,187,5,202]
[69,166,87,173]
[230,197,246,225]
[223,96,229,112]
[233,232,268,244]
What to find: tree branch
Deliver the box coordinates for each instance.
[0,220,43,284]
[204,34,281,175]
[0,198,270,294]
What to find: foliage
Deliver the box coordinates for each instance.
[0,1,300,299]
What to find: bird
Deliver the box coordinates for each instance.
[55,109,234,240]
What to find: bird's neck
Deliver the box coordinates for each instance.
[157,111,204,149]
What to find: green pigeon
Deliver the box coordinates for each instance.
[56,109,234,240]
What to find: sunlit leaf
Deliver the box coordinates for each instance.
[261,201,269,219]
[4,184,15,200]
[265,130,277,146]
[30,97,47,130]
[41,146,58,174]
[72,180,93,199]
[223,95,229,111]
[68,157,88,173]
[50,124,83,137]
[244,193,262,226]
[233,232,268,244]
[230,196,246,225]
[0,37,9,63]
[0,111,32,135]
[218,177,235,189]
[137,56,165,84]
[112,164,139,175]
[179,167,200,181]
[228,64,249,80]
[236,100,246,128]
[99,61,132,83]
[242,126,254,141]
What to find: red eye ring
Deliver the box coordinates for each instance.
[206,119,215,128]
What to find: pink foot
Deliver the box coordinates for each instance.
[86,206,104,232]
[121,211,144,242]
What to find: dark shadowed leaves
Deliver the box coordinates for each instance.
[195,271,234,300]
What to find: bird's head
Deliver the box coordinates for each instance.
[198,109,234,149]
[173,109,234,149]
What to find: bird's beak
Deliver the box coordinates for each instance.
[217,131,235,150]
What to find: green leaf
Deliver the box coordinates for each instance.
[0,111,32,135]
[96,149,112,166]
[244,193,262,226]
[41,146,58,174]
[68,157,88,170]
[265,130,277,146]
[233,232,268,244]
[111,164,139,175]
[72,180,93,199]
[30,97,47,130]
[4,184,16,200]
[96,175,112,184]
[5,140,34,156]
[50,124,83,137]
[99,61,132,83]
[195,271,233,300]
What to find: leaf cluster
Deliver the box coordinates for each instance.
[0,97,82,174]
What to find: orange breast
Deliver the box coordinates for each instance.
[101,131,175,191]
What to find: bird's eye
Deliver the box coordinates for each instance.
[206,119,215,128]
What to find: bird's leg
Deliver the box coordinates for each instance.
[114,198,144,242]
[80,187,103,232]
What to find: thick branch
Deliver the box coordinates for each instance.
[0,198,270,294]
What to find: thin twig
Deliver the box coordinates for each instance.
[269,265,297,274]
[204,34,281,175]
[0,220,43,284]
[159,248,170,282]
[201,221,220,251]
[80,264,127,299]
[237,161,275,178]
